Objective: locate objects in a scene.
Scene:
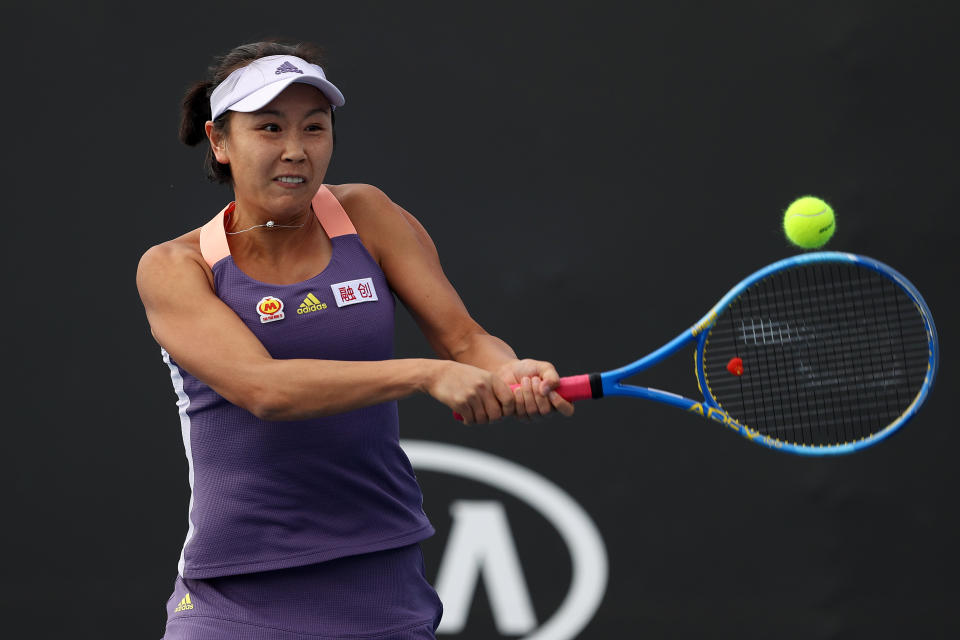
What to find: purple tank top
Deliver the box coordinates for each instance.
[163,186,434,579]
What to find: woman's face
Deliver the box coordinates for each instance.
[209,83,334,216]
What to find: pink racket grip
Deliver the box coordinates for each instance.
[452,373,602,421]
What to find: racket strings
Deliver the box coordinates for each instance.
[702,262,930,446]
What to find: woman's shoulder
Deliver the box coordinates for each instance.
[137,227,211,287]
[326,183,395,218]
[326,183,424,227]
[140,227,203,263]
[324,183,433,266]
[325,183,423,249]
[324,183,437,268]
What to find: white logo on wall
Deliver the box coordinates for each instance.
[401,440,609,640]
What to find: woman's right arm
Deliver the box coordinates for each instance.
[136,238,515,423]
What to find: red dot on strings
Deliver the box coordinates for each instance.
[727,357,744,376]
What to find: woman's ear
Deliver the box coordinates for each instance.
[204,121,229,165]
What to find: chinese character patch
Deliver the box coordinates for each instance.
[331,277,378,307]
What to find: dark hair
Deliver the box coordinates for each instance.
[179,40,334,183]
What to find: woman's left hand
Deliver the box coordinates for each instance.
[496,359,576,420]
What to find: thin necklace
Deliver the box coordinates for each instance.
[226,209,309,235]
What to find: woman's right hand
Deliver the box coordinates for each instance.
[423,360,517,425]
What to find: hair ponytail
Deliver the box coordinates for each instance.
[179,80,213,146]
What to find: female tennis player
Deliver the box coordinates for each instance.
[136,40,573,639]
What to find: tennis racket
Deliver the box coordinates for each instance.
[458,252,939,455]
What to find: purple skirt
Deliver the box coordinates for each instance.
[162,544,442,639]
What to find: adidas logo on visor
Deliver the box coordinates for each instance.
[275,61,304,75]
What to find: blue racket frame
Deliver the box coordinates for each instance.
[599,252,939,455]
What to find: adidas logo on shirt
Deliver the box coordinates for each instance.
[297,293,328,315]
[174,593,194,612]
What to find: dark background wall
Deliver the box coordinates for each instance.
[6,1,958,638]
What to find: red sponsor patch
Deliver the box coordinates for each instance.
[256,296,285,323]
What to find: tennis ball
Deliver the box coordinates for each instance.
[783,196,835,249]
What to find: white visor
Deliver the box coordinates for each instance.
[209,55,345,121]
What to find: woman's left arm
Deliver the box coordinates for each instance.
[334,184,573,420]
